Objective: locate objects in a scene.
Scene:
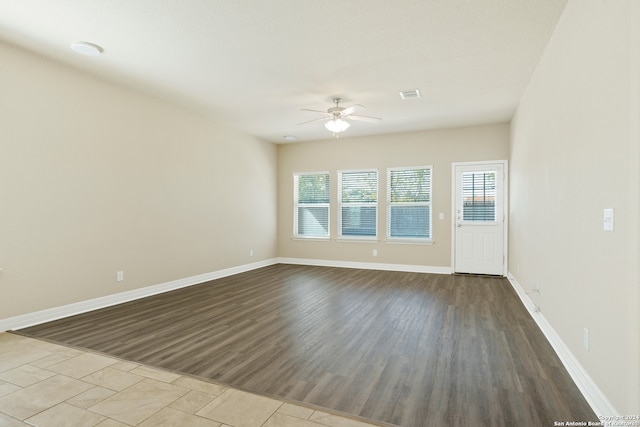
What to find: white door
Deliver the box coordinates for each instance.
[453,161,507,275]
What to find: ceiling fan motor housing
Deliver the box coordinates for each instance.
[328,106,345,115]
[329,97,344,116]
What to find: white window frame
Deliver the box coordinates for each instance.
[386,166,433,243]
[337,169,378,241]
[293,171,330,239]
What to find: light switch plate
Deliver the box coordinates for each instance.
[603,208,614,232]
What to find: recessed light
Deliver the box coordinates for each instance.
[283,135,297,142]
[71,41,103,57]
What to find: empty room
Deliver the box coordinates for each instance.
[0,1,638,426]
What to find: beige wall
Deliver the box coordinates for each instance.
[509,0,639,413]
[0,41,278,319]
[277,124,509,268]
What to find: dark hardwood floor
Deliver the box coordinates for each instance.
[18,264,597,427]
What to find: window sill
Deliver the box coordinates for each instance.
[335,237,379,243]
[385,239,434,246]
[291,236,331,241]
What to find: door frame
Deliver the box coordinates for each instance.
[451,160,509,276]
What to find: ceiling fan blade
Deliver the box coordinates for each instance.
[340,104,365,117]
[301,108,331,115]
[297,116,330,125]
[348,114,382,123]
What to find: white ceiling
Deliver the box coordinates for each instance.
[0,0,567,143]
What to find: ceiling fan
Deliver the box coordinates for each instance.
[298,97,382,134]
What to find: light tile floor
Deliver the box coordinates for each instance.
[0,333,381,427]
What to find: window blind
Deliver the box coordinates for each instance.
[294,172,330,237]
[461,171,496,221]
[388,167,432,239]
[338,170,378,237]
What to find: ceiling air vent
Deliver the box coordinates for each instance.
[399,89,421,100]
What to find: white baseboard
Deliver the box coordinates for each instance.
[506,272,618,418]
[277,257,452,274]
[1,258,446,333]
[0,258,278,333]
[6,261,612,419]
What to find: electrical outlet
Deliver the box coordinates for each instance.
[532,282,540,294]
[372,249,378,257]
[603,208,614,232]
[116,271,124,282]
[584,328,589,351]
[250,249,254,257]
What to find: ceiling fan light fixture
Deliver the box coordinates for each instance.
[325,118,350,133]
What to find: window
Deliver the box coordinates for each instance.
[293,172,330,238]
[387,167,432,240]
[461,171,496,222]
[338,170,378,238]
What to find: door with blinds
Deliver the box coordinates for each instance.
[453,161,507,275]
